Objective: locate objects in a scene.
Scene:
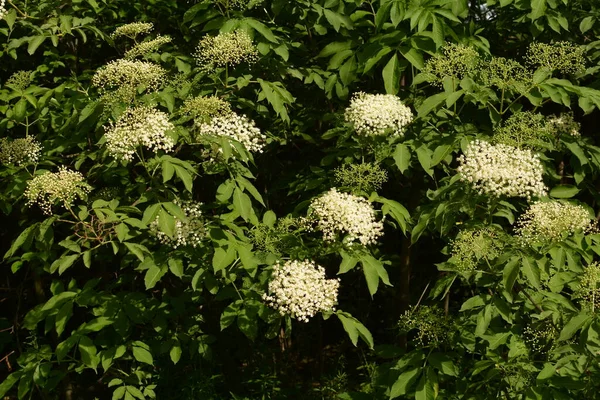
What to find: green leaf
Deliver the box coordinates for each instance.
[212,246,237,272]
[0,371,22,397]
[580,16,595,33]
[233,188,253,222]
[144,262,167,290]
[170,341,182,365]
[537,363,556,380]
[390,368,420,399]
[382,53,401,95]
[359,253,391,296]
[559,312,591,341]
[415,372,436,400]
[339,56,357,86]
[530,0,546,20]
[28,35,46,55]
[418,92,448,117]
[428,353,458,376]
[168,258,184,278]
[4,224,38,259]
[132,341,154,365]
[394,144,411,174]
[55,300,73,336]
[338,250,358,274]
[50,254,80,275]
[173,165,194,192]
[220,301,242,330]
[522,258,541,289]
[112,386,126,400]
[503,258,520,292]
[400,46,424,70]
[79,336,99,369]
[336,311,374,349]
[244,18,278,43]
[318,41,352,58]
[550,185,580,199]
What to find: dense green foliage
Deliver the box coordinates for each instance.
[2,0,600,399]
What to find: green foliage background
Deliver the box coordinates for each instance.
[1,0,600,399]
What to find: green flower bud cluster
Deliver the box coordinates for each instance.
[92,59,167,93]
[334,163,388,193]
[526,42,585,75]
[398,305,451,347]
[523,323,557,353]
[124,35,172,59]
[151,200,205,248]
[450,227,504,272]
[182,95,232,124]
[575,262,600,312]
[5,71,32,91]
[0,136,42,166]
[546,112,581,137]
[25,167,92,214]
[216,0,264,10]
[493,112,552,150]
[480,57,531,93]
[111,22,154,40]
[423,43,480,86]
[515,201,593,245]
[194,30,258,72]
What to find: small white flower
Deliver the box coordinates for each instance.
[344,92,413,137]
[516,201,593,244]
[0,0,7,20]
[151,200,205,248]
[308,188,384,246]
[457,140,547,199]
[263,260,340,323]
[194,30,258,71]
[196,113,266,153]
[25,167,92,214]
[104,106,175,161]
[0,136,42,166]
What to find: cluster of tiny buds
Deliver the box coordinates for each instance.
[182,95,232,123]
[0,136,42,166]
[194,30,258,71]
[111,22,154,40]
[104,105,175,161]
[526,42,586,75]
[398,305,450,347]
[575,262,600,312]
[546,113,581,137]
[6,71,32,91]
[308,188,384,246]
[423,43,480,85]
[480,57,531,92]
[0,0,7,20]
[457,140,547,200]
[124,35,172,59]
[334,162,388,193]
[263,259,340,323]
[450,227,503,272]
[515,201,593,245]
[196,113,266,153]
[344,92,413,137]
[92,59,166,93]
[24,167,92,215]
[151,200,205,248]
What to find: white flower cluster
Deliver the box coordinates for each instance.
[516,201,593,244]
[104,106,175,161]
[196,113,266,153]
[24,167,92,214]
[194,30,258,71]
[457,140,547,199]
[263,260,340,322]
[344,92,413,137]
[0,136,42,166]
[124,35,172,59]
[546,113,581,137]
[111,22,154,39]
[151,201,205,248]
[308,188,384,246]
[0,0,7,20]
[92,59,166,93]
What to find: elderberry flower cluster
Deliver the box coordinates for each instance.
[423,43,480,85]
[24,167,92,214]
[0,136,42,166]
[334,163,388,193]
[104,106,175,161]
[574,262,600,311]
[457,140,547,199]
[480,57,531,93]
[215,0,264,9]
[6,71,32,90]
[515,201,593,245]
[450,227,504,272]
[182,95,232,123]
[546,113,581,137]
[262,260,340,322]
[0,0,7,20]
[493,112,552,150]
[124,35,172,59]
[526,42,585,75]
[194,30,258,71]
[344,92,413,137]
[523,323,558,353]
[111,22,154,40]
[151,201,205,248]
[308,188,383,246]
[196,113,266,153]
[92,59,166,93]
[398,306,452,347]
